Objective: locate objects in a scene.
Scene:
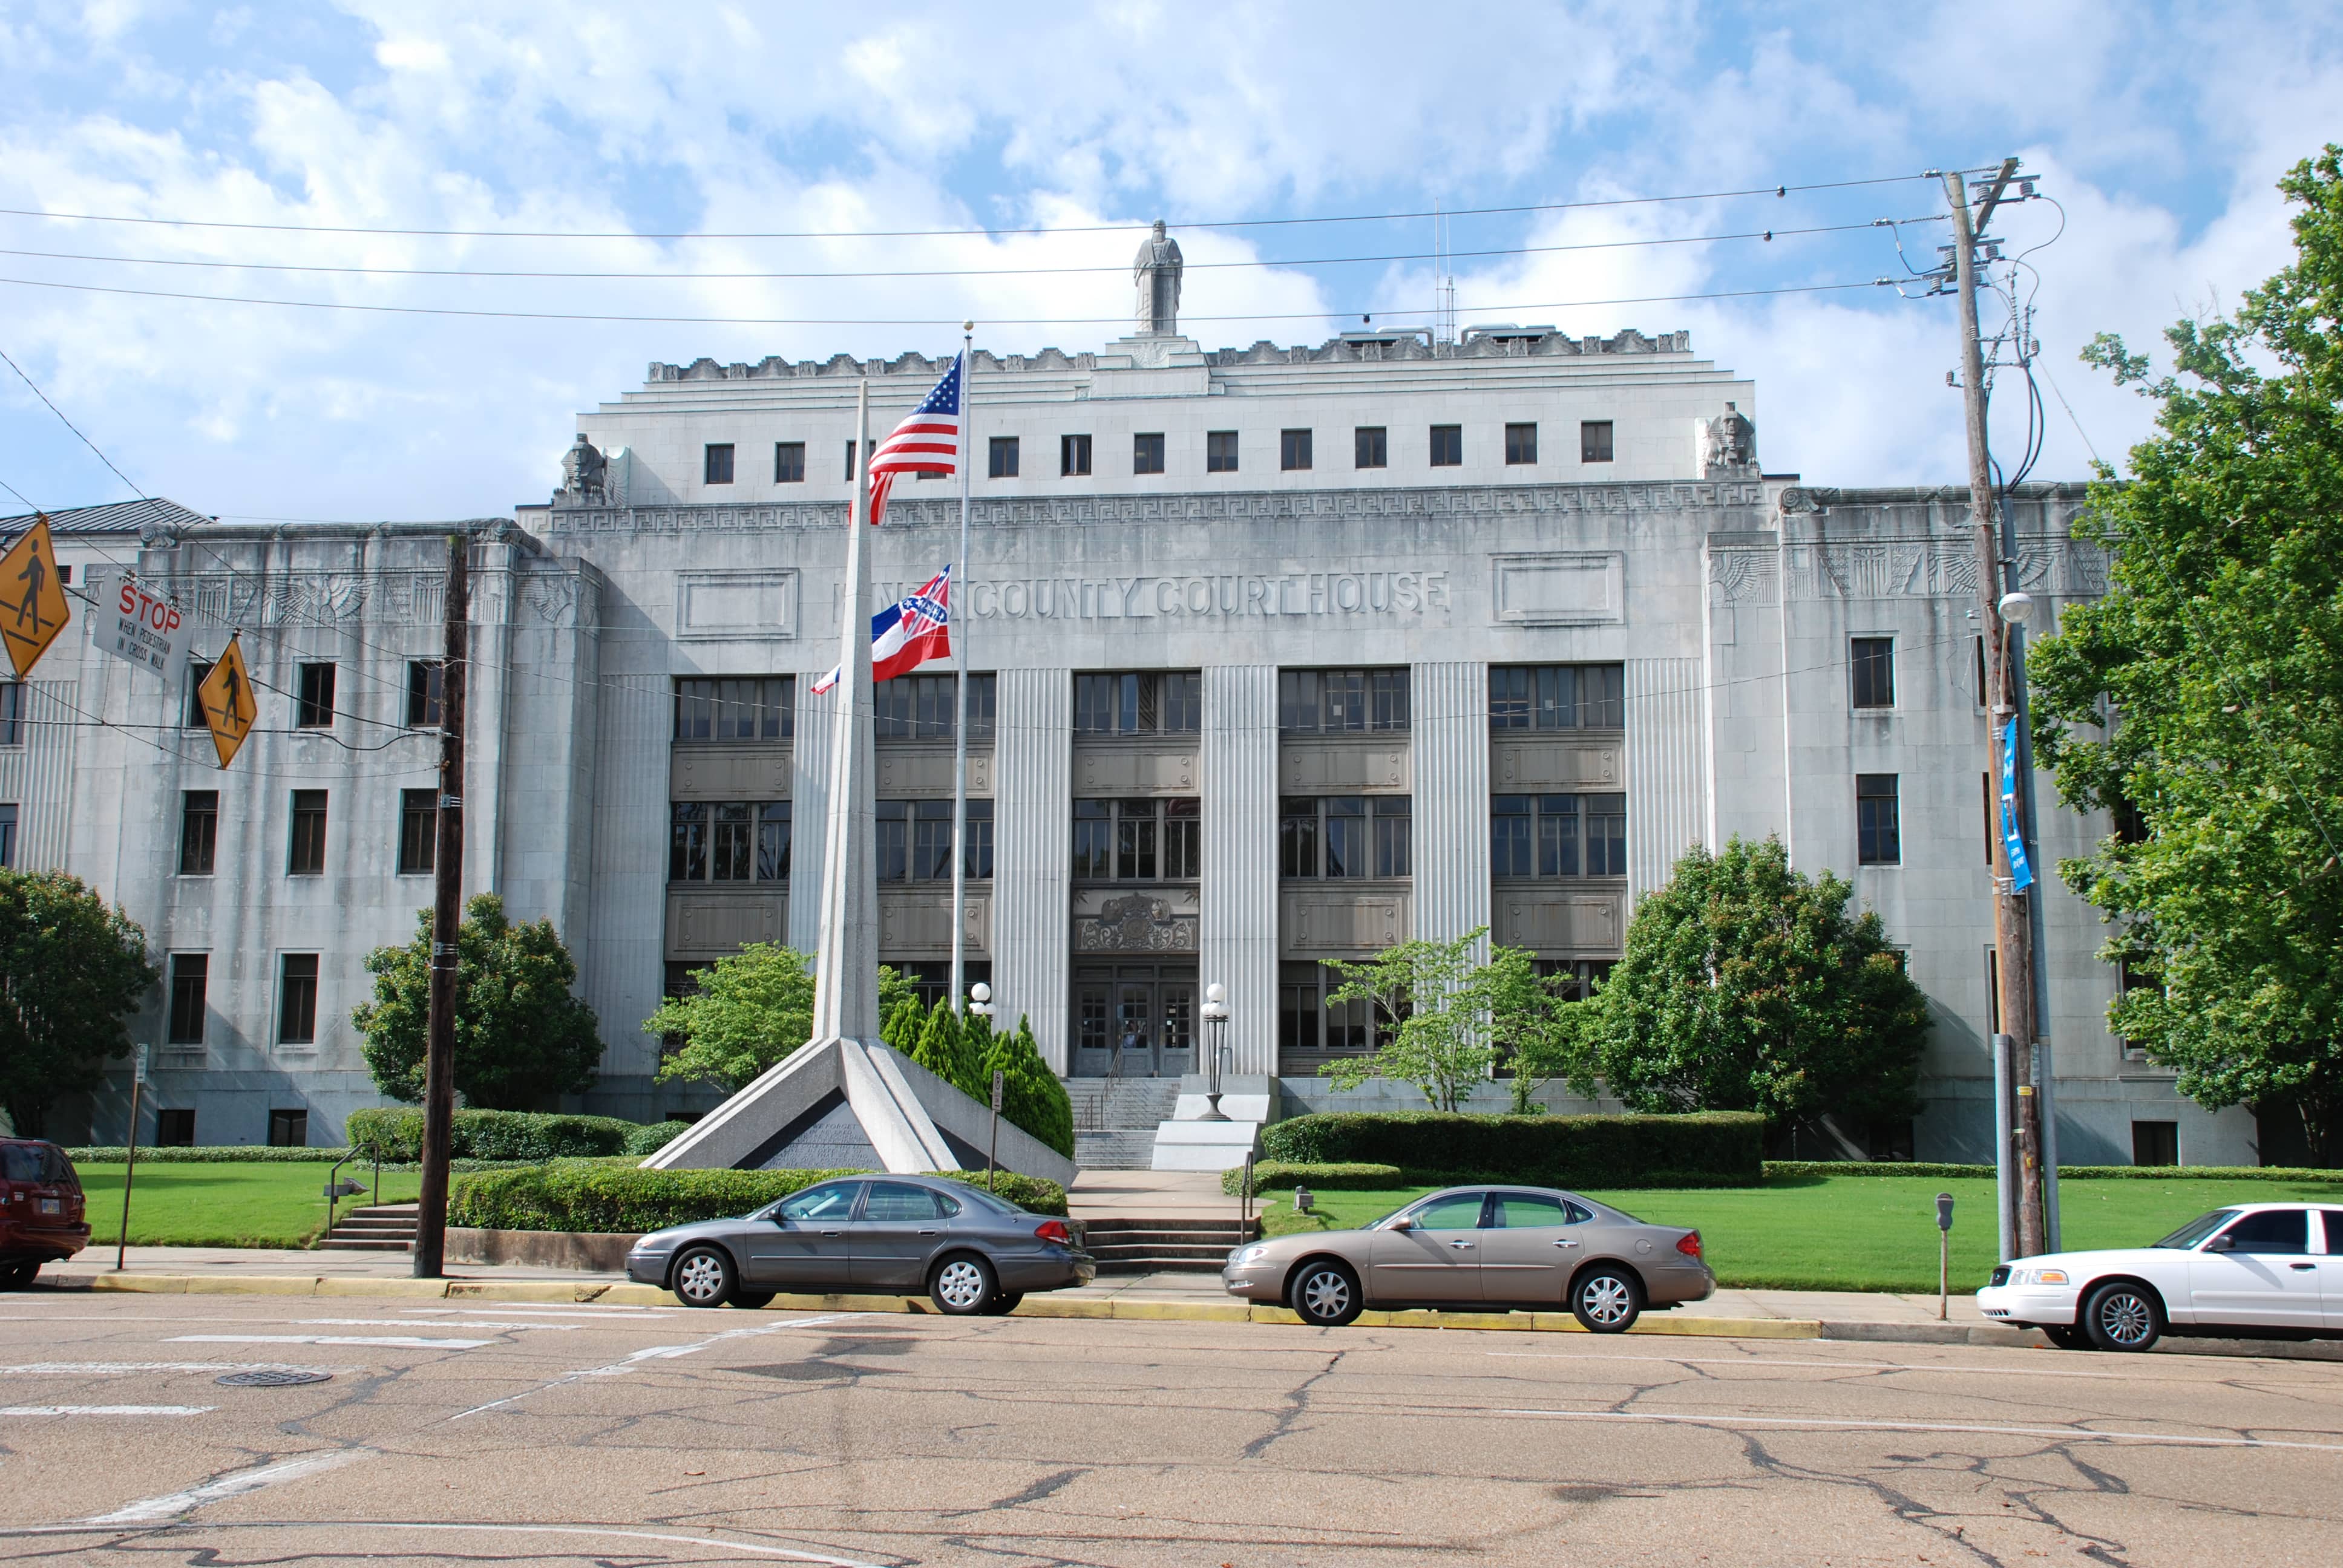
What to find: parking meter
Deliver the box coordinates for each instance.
[1935,1192,1955,1319]
[1936,1193,1955,1232]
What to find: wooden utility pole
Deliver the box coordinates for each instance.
[1947,163,2046,1260]
[411,532,468,1278]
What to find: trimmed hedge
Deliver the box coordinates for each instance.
[1223,1161,1405,1196]
[1258,1111,1766,1188]
[445,1158,1067,1232]
[345,1108,641,1162]
[66,1146,349,1163]
[1765,1160,2343,1183]
[623,1120,696,1157]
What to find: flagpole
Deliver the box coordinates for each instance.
[949,326,973,1016]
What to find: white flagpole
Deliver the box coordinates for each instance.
[949,330,973,1015]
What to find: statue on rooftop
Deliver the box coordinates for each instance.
[1134,218,1183,336]
[557,433,608,503]
[1700,401,1758,478]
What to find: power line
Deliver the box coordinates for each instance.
[0,343,149,498]
[0,174,1952,243]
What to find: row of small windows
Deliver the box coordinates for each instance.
[1072,798,1201,881]
[671,675,998,743]
[163,952,319,1048]
[1492,794,1628,878]
[173,661,444,732]
[173,788,445,878]
[703,421,1620,485]
[1280,796,1412,880]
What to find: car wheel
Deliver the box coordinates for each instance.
[979,1292,1024,1316]
[0,1262,38,1291]
[1288,1259,1363,1327]
[1570,1266,1643,1333]
[670,1245,736,1308]
[2080,1280,2163,1353]
[2041,1324,2091,1351]
[931,1253,998,1315]
[729,1292,775,1310]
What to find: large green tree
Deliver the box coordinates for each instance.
[2029,146,2343,1162]
[355,893,604,1109]
[1578,838,1928,1132]
[0,870,157,1137]
[647,955,920,1094]
[1319,929,1494,1112]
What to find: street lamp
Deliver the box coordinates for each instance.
[1199,982,1231,1122]
[969,981,993,1022]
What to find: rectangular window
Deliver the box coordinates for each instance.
[1061,433,1092,476]
[295,662,336,728]
[156,1108,196,1146]
[1489,665,1625,731]
[775,442,805,483]
[1581,420,1615,463]
[167,953,208,1045]
[962,799,992,880]
[1320,797,1366,878]
[1982,773,1996,866]
[1851,637,1896,709]
[1280,797,1409,878]
[1429,424,1462,466]
[288,789,327,875]
[1280,429,1312,471]
[759,802,792,881]
[1539,795,1581,877]
[1586,793,1627,876]
[1354,426,1387,469]
[874,800,957,882]
[0,801,14,869]
[277,955,319,1045]
[267,1108,309,1147]
[1497,794,1608,877]
[2116,959,2158,1060]
[1072,798,1197,881]
[988,436,1019,479]
[673,676,794,741]
[669,802,707,882]
[1164,796,1199,880]
[407,661,443,728]
[1206,430,1239,472]
[1856,774,1901,866]
[1280,959,1323,1056]
[1133,432,1165,474]
[1115,797,1158,880]
[710,803,753,881]
[1279,797,1319,879]
[704,443,735,485]
[1071,799,1112,880]
[1975,634,1989,707]
[0,681,22,745]
[873,673,994,740]
[185,662,212,728]
[179,790,217,875]
[398,788,436,875]
[1073,671,1201,735]
[1374,795,1411,878]
[2131,1120,2179,1168]
[1492,795,1533,877]
[1504,422,1538,465]
[1277,668,1411,733]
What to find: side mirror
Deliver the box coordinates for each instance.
[2204,1232,2236,1253]
[1388,1215,1416,1232]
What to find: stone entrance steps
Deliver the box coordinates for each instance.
[1080,1216,1258,1274]
[320,1203,418,1253]
[1068,1079,1184,1171]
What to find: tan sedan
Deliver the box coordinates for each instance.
[1222,1185,1715,1330]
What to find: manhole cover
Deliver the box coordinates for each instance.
[215,1370,333,1388]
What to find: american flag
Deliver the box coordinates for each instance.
[859,351,962,526]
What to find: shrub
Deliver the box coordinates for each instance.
[623,1120,696,1157]
[344,1107,640,1163]
[446,1160,1067,1232]
[985,1014,1075,1159]
[1763,1160,2343,1183]
[1258,1111,1764,1188]
[65,1146,352,1164]
[1222,1161,1405,1196]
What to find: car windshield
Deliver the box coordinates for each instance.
[2152,1209,2239,1249]
[773,1183,862,1222]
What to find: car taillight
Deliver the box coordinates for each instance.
[1034,1220,1072,1246]
[1676,1231,1703,1259]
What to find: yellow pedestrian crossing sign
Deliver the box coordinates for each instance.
[1,516,70,679]
[197,633,257,769]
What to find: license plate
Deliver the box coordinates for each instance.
[38,1198,61,1215]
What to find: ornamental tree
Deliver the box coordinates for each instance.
[0,870,157,1137]
[1318,929,1493,1112]
[1478,943,1594,1116]
[2028,146,2343,1162]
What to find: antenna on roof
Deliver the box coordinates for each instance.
[1433,196,1458,349]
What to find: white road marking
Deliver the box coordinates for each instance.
[0,1521,883,1566]
[297,1318,580,1331]
[1486,1350,2129,1380]
[0,1362,346,1376]
[169,1334,493,1349]
[0,1405,211,1417]
[408,1304,678,1316]
[448,1312,867,1421]
[84,1451,367,1523]
[1495,1406,2343,1452]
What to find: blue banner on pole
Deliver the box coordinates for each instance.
[1999,719,2033,892]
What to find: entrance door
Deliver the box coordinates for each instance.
[1115,984,1154,1076]
[1158,981,1196,1080]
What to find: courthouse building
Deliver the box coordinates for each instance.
[1,228,2256,1165]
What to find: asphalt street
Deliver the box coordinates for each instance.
[2,1289,2339,1566]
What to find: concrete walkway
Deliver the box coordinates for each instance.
[1068,1168,1241,1220]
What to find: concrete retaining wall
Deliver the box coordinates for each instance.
[446,1227,642,1273]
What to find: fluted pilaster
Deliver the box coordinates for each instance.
[992,668,1072,1070]
[1201,665,1280,1074]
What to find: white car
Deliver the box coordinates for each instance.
[1976,1201,2343,1351]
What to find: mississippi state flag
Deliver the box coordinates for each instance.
[811,568,951,694]
[856,352,962,528]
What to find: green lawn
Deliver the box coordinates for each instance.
[1258,1174,2343,1293]
[72,1162,423,1248]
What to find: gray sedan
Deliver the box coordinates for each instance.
[1222,1184,1715,1330]
[627,1175,1095,1315]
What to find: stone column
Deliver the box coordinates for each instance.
[1200,664,1279,1076]
[1625,657,1708,903]
[992,668,1072,1071]
[1409,661,1492,952]
[787,680,834,958]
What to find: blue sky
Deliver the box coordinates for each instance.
[1,1,2336,521]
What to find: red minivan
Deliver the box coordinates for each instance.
[1,1138,90,1287]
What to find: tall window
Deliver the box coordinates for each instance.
[1354,426,1387,469]
[278,955,319,1044]
[1071,799,1198,880]
[1074,671,1201,735]
[0,681,22,745]
[1856,774,1901,865]
[1493,794,1624,877]
[1281,797,1411,878]
[875,800,991,882]
[1851,638,1896,709]
[185,662,213,727]
[1281,960,1394,1055]
[0,802,15,869]
[398,788,436,875]
[1061,433,1092,476]
[704,443,735,484]
[1278,669,1410,733]
[288,790,327,875]
[1280,429,1312,471]
[874,673,994,740]
[845,439,870,480]
[961,799,992,879]
[1586,792,1628,876]
[775,442,805,483]
[1581,420,1615,463]
[1429,424,1463,466]
[295,662,336,728]
[1488,665,1625,730]
[407,661,444,728]
[1133,433,1165,474]
[673,677,793,741]
[167,954,208,1045]
[989,436,1020,478]
[1207,431,1239,472]
[1505,422,1538,464]
[179,790,217,875]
